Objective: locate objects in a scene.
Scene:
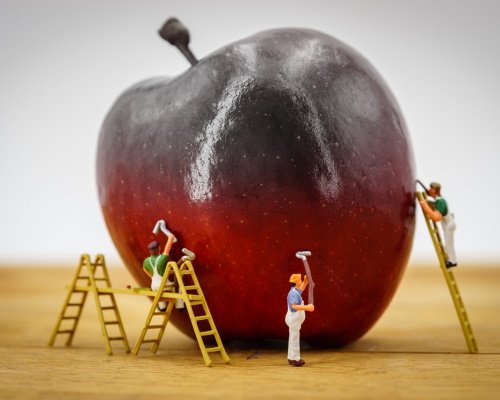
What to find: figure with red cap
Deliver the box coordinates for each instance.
[143,232,175,312]
[285,273,314,367]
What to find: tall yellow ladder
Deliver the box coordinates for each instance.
[416,192,478,353]
[133,258,230,367]
[48,254,130,355]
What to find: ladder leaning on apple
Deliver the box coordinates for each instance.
[416,180,478,353]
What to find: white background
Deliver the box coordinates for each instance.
[1,0,499,266]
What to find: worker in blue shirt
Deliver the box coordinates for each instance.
[285,274,314,367]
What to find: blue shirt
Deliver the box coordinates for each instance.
[287,288,303,312]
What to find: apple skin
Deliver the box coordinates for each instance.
[97,27,416,346]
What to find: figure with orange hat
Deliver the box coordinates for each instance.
[286,273,314,367]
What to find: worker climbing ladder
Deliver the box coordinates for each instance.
[48,254,130,355]
[133,257,230,367]
[416,191,478,353]
[49,252,230,366]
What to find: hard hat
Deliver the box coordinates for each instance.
[289,274,302,284]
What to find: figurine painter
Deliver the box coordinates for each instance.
[143,235,175,312]
[144,220,186,310]
[419,181,458,268]
[285,273,314,367]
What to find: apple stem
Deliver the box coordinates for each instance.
[158,17,198,66]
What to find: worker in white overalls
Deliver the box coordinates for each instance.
[285,273,314,367]
[143,233,183,311]
[419,181,458,268]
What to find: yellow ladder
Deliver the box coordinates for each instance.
[132,261,176,356]
[133,259,230,367]
[416,192,478,353]
[48,254,130,355]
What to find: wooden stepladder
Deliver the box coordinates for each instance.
[48,254,130,355]
[133,258,230,367]
[416,192,478,353]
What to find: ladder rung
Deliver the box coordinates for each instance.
[105,321,119,325]
[190,301,204,306]
[194,315,210,321]
[108,336,124,341]
[98,293,113,296]
[183,285,199,291]
[57,330,74,334]
[141,339,159,344]
[200,330,215,337]
[205,346,222,353]
[93,278,108,281]
[154,311,167,316]
[180,270,193,276]
[62,316,78,320]
[67,303,84,307]
[101,306,116,310]
[147,325,164,329]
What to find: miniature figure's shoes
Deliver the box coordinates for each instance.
[446,261,458,269]
[288,359,305,367]
[175,299,185,309]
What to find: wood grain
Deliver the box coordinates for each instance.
[0,265,499,399]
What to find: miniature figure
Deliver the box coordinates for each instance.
[144,220,186,310]
[419,181,457,268]
[143,235,175,312]
[285,273,314,367]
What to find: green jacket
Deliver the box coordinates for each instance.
[143,254,169,276]
[435,196,449,216]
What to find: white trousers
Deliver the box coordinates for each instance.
[285,309,306,361]
[151,275,184,310]
[151,275,169,310]
[441,213,457,264]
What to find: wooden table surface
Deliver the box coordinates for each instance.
[0,264,499,399]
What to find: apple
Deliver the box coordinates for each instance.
[96,18,415,346]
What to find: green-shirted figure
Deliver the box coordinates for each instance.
[419,181,457,268]
[143,232,175,311]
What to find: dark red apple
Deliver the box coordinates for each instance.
[97,18,415,346]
